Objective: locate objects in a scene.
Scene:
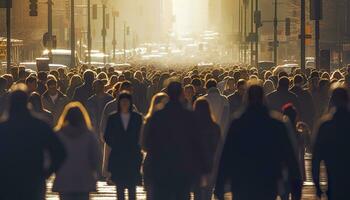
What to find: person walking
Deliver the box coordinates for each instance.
[144,81,206,200]
[215,84,302,200]
[141,92,169,200]
[104,92,143,200]
[312,87,350,200]
[73,70,95,106]
[53,102,101,200]
[0,84,66,200]
[192,98,220,200]
[28,92,54,126]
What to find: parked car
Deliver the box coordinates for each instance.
[19,62,68,72]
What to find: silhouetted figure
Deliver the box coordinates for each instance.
[227,79,246,117]
[37,71,48,95]
[53,102,101,200]
[193,98,221,200]
[0,77,9,118]
[86,80,113,136]
[141,92,169,200]
[28,92,54,126]
[215,85,302,200]
[66,75,83,99]
[0,85,66,200]
[42,79,69,124]
[73,70,95,106]
[267,77,300,113]
[312,87,350,200]
[104,92,143,200]
[290,75,315,128]
[144,81,206,200]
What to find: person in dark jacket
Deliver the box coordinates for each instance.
[267,76,300,113]
[193,98,221,200]
[28,92,54,126]
[0,84,66,200]
[215,84,302,200]
[290,75,315,128]
[73,70,95,106]
[227,79,246,117]
[144,81,206,200]
[312,87,350,200]
[104,92,143,200]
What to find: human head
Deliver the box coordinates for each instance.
[69,74,83,88]
[205,79,217,89]
[167,81,183,102]
[293,74,304,87]
[145,92,169,120]
[237,79,247,94]
[83,70,95,85]
[278,77,290,91]
[118,91,133,113]
[9,84,29,116]
[0,77,7,91]
[247,84,264,106]
[46,78,58,96]
[25,76,38,93]
[184,84,195,101]
[93,79,105,95]
[330,87,349,109]
[55,102,92,131]
[194,97,215,123]
[28,92,43,111]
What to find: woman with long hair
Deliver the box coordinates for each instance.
[104,91,143,200]
[52,102,101,200]
[192,98,221,200]
[66,75,83,99]
[141,92,169,200]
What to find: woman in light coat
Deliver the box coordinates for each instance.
[53,102,102,200]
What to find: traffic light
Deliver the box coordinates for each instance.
[285,18,291,36]
[29,0,38,16]
[92,4,97,19]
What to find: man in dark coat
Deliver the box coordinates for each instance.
[267,76,300,113]
[290,74,315,128]
[215,85,302,200]
[312,87,350,200]
[227,79,246,117]
[73,70,95,106]
[0,85,66,200]
[144,81,206,200]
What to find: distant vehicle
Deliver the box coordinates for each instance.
[258,61,275,71]
[19,62,68,72]
[42,49,81,68]
[306,61,316,69]
[274,63,299,75]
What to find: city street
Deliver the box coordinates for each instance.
[45,155,327,200]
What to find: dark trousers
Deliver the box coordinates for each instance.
[116,185,136,200]
[59,193,89,200]
[152,181,191,200]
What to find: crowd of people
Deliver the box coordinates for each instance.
[0,62,349,200]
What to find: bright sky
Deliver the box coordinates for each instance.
[172,0,209,34]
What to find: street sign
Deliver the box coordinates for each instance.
[0,0,12,8]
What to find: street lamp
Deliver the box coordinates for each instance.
[70,0,76,68]
[112,10,119,63]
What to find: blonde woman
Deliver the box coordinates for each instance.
[53,102,101,200]
[141,92,169,200]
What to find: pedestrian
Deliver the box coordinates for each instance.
[192,98,220,200]
[0,84,66,200]
[25,76,38,94]
[312,87,350,200]
[66,75,83,99]
[184,84,196,110]
[141,92,169,200]
[203,79,230,134]
[144,81,206,200]
[227,79,246,118]
[28,92,54,126]
[223,77,235,96]
[52,102,101,200]
[104,91,143,200]
[42,78,69,124]
[73,70,95,106]
[215,84,302,200]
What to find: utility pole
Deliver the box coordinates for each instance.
[243,0,248,64]
[123,22,126,63]
[87,0,92,67]
[238,0,242,63]
[48,0,53,62]
[70,0,76,68]
[315,19,320,70]
[250,0,254,65]
[273,0,278,66]
[255,0,259,67]
[102,3,107,65]
[112,11,117,63]
[6,0,11,73]
[300,0,306,72]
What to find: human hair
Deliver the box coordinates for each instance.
[278,77,290,90]
[69,74,83,88]
[145,92,169,121]
[205,78,217,89]
[47,78,57,87]
[25,76,37,85]
[247,84,264,106]
[191,78,202,87]
[38,71,48,82]
[293,74,304,85]
[166,81,183,101]
[117,91,133,112]
[194,97,215,124]
[83,70,95,84]
[55,102,92,131]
